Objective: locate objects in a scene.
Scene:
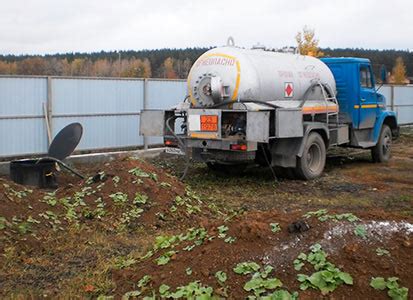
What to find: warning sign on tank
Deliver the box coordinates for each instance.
[284,82,294,98]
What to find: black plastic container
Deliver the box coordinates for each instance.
[10,159,57,188]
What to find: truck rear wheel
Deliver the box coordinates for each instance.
[371,124,392,163]
[295,132,326,180]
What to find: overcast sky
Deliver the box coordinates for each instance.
[0,0,411,55]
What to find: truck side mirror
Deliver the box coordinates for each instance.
[380,65,387,83]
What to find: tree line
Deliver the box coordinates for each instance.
[0,48,208,79]
[322,48,411,83]
[296,27,410,84]
[0,46,411,81]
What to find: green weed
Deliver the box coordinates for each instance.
[370,277,408,300]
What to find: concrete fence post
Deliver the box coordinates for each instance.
[143,78,148,150]
[390,85,395,111]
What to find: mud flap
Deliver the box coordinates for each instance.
[271,138,302,168]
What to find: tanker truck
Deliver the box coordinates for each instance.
[140,39,399,180]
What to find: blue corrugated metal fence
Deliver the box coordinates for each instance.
[379,85,413,126]
[0,76,186,158]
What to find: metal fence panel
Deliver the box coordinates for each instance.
[0,77,49,157]
[146,79,186,109]
[393,85,413,106]
[393,85,413,125]
[53,115,142,150]
[51,77,146,151]
[394,107,413,125]
[381,85,413,125]
[0,77,47,116]
[0,118,48,157]
[52,78,144,114]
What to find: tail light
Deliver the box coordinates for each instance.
[230,144,247,151]
[164,139,176,147]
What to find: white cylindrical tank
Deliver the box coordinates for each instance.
[187,46,336,108]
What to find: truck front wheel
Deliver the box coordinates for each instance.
[371,124,392,163]
[295,132,326,180]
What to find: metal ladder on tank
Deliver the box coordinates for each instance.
[300,81,343,145]
[300,80,339,125]
[318,81,339,126]
[318,80,346,146]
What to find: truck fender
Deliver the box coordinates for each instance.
[270,123,329,168]
[297,123,330,157]
[372,111,398,143]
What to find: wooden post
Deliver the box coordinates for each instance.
[47,76,53,140]
[43,102,52,145]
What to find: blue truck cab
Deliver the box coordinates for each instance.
[321,57,399,160]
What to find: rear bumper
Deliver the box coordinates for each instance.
[166,137,257,163]
[192,147,256,163]
[164,137,257,163]
[186,138,257,151]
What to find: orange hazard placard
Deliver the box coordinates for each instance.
[200,115,218,132]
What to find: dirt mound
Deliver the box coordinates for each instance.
[0,158,212,255]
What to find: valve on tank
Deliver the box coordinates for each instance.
[194,74,229,107]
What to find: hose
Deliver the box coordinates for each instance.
[183,95,190,103]
[208,99,281,109]
[36,157,85,179]
[166,115,190,181]
[259,144,278,182]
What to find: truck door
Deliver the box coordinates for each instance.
[358,64,378,129]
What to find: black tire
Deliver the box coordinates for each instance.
[295,132,326,180]
[371,125,392,163]
[206,162,247,175]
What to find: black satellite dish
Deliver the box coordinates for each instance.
[10,122,85,188]
[48,123,83,160]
